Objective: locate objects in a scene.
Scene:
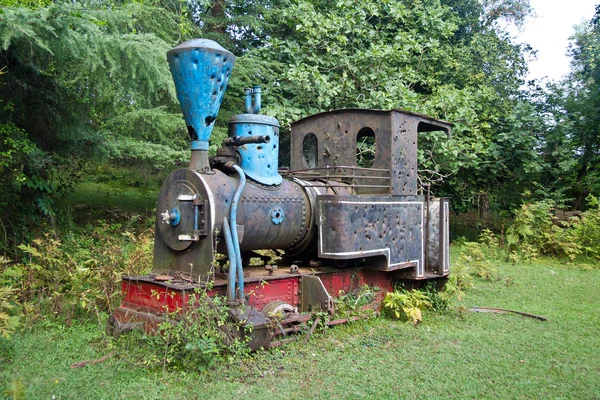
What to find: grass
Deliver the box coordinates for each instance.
[61,181,158,213]
[2,257,599,399]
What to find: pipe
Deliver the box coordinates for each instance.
[230,164,246,302]
[222,217,237,303]
[251,86,261,114]
[244,88,252,114]
[222,135,269,147]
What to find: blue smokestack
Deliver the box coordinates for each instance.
[167,39,236,152]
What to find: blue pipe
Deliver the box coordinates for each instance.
[230,164,246,302]
[251,86,261,114]
[222,217,237,303]
[244,88,253,114]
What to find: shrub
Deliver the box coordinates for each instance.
[504,197,600,264]
[569,196,600,260]
[0,222,153,325]
[382,289,432,325]
[0,284,20,339]
[119,291,252,372]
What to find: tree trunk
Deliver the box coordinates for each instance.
[207,0,226,34]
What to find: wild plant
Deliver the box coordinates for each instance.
[120,291,252,372]
[0,285,20,339]
[505,201,555,263]
[0,221,154,326]
[504,197,600,264]
[334,285,378,317]
[382,289,432,325]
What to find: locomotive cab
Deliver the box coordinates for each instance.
[288,109,451,278]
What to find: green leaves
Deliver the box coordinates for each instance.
[382,289,433,325]
[0,285,20,339]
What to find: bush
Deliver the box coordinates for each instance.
[0,284,20,339]
[382,289,432,325]
[504,197,600,264]
[569,196,600,260]
[0,221,153,326]
[116,292,252,372]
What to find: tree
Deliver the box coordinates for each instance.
[241,0,534,211]
[0,1,202,252]
[562,14,600,207]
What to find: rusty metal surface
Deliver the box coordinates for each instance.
[167,39,235,149]
[389,111,451,196]
[154,167,315,279]
[426,198,450,276]
[114,263,443,346]
[233,179,310,250]
[300,275,334,313]
[228,306,272,350]
[290,110,393,195]
[153,168,218,279]
[289,109,452,196]
[317,195,424,275]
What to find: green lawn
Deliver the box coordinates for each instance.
[2,258,599,399]
[58,181,158,216]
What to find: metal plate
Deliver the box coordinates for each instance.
[317,195,424,275]
[156,178,200,252]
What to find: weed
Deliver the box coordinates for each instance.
[422,282,449,312]
[0,286,20,339]
[115,291,251,372]
[334,285,379,317]
[504,197,600,264]
[0,222,153,327]
[3,376,26,400]
[382,289,432,325]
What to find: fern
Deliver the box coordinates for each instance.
[0,286,20,339]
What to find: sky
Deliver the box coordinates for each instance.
[508,0,599,82]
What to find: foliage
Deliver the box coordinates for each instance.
[0,284,20,339]
[118,292,251,372]
[0,1,196,235]
[505,201,553,262]
[382,289,433,325]
[334,285,378,318]
[0,222,153,325]
[501,197,600,263]
[562,15,600,207]
[568,196,600,260]
[422,281,450,312]
[457,247,487,283]
[440,240,504,302]
[513,10,600,211]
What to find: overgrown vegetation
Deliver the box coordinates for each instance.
[382,289,433,325]
[0,218,154,332]
[114,292,253,372]
[498,196,600,264]
[2,257,599,399]
[0,284,19,339]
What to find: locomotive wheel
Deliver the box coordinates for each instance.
[262,300,298,317]
[227,306,272,351]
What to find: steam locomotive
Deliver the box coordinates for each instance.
[108,39,451,349]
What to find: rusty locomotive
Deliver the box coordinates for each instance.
[108,39,451,349]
